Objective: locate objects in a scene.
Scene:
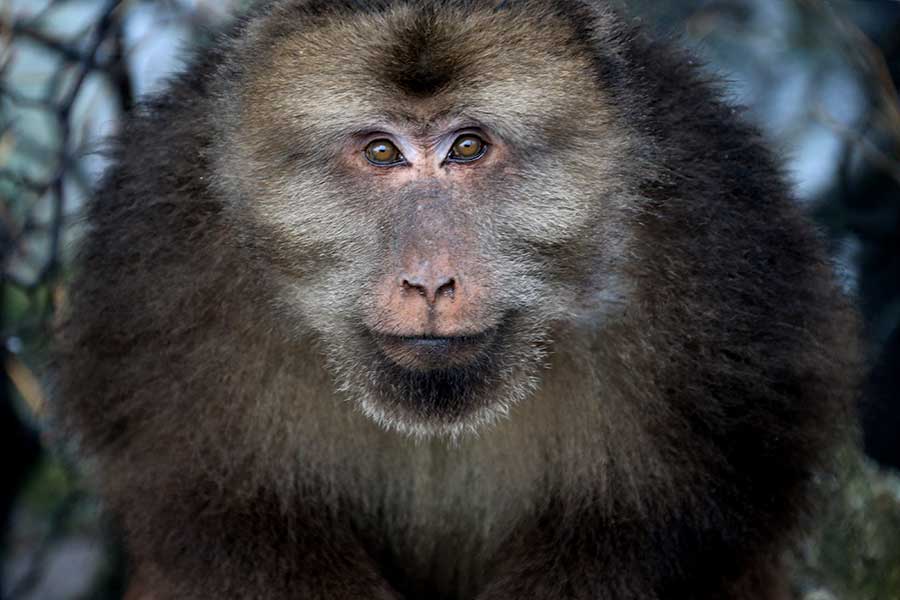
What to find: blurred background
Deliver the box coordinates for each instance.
[0,0,898,598]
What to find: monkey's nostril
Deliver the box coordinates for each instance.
[402,278,427,296]
[437,277,456,299]
[399,274,457,303]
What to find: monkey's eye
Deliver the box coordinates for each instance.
[447,135,487,163]
[365,139,404,166]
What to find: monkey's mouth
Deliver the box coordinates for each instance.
[348,315,540,429]
[370,330,497,372]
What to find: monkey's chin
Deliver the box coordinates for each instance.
[333,319,546,438]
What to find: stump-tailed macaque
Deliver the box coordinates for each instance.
[56,0,859,598]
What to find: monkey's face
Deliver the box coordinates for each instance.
[216,3,635,436]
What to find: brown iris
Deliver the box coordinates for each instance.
[448,134,486,162]
[365,139,403,166]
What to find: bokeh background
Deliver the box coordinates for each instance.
[1,0,898,598]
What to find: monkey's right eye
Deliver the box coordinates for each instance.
[365,140,404,166]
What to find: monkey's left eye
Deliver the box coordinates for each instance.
[365,139,404,166]
[447,135,487,163]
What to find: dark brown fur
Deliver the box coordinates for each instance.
[55,1,859,598]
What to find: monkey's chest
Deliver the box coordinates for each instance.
[351,448,539,599]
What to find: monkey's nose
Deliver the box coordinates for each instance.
[401,274,456,305]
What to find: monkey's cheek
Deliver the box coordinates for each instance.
[371,332,496,372]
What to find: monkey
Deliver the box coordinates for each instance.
[54,0,860,598]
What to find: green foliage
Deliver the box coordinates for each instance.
[794,456,900,599]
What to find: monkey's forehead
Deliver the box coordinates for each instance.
[232,1,613,142]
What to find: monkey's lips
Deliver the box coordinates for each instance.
[370,330,497,372]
